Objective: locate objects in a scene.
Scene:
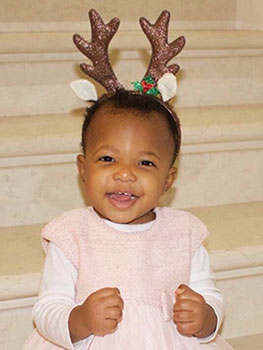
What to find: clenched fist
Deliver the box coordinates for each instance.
[69,287,124,342]
[173,284,217,339]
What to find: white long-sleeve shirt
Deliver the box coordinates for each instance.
[33,220,224,350]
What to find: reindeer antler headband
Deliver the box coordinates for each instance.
[70,9,185,103]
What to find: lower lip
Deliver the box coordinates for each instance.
[107,193,138,209]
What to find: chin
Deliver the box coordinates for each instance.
[94,208,134,224]
[108,215,135,224]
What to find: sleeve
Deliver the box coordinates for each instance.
[41,212,81,268]
[189,245,224,343]
[33,242,94,350]
[189,214,209,258]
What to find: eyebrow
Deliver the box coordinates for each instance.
[93,145,120,155]
[93,146,161,161]
[138,151,161,161]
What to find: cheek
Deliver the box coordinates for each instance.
[142,172,167,193]
[84,166,110,190]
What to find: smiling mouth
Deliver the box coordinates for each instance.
[106,191,138,209]
[107,192,137,201]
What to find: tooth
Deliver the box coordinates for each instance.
[114,192,136,198]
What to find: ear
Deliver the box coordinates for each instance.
[163,166,177,193]
[76,154,86,181]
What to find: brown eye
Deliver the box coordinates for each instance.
[139,160,155,167]
[99,156,114,162]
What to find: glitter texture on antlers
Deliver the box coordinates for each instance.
[70,9,185,103]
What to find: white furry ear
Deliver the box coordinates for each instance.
[70,79,98,101]
[157,73,177,102]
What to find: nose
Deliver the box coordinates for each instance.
[113,165,137,182]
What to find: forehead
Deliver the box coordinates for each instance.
[86,106,173,149]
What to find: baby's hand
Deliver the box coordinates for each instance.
[173,284,216,338]
[82,287,124,336]
[69,287,124,341]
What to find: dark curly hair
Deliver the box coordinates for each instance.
[80,89,181,165]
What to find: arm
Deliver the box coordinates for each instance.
[34,243,123,347]
[33,243,92,349]
[189,245,224,339]
[173,245,224,341]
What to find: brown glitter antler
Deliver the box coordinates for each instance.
[140,10,185,83]
[73,9,123,93]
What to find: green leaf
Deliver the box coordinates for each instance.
[131,81,143,92]
[144,75,155,84]
[146,87,159,96]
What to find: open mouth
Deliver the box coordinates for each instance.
[107,192,137,201]
[106,191,138,209]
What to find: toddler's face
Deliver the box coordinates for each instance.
[77,107,176,224]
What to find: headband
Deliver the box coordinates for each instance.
[70,9,185,104]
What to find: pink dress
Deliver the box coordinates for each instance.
[23,207,233,350]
